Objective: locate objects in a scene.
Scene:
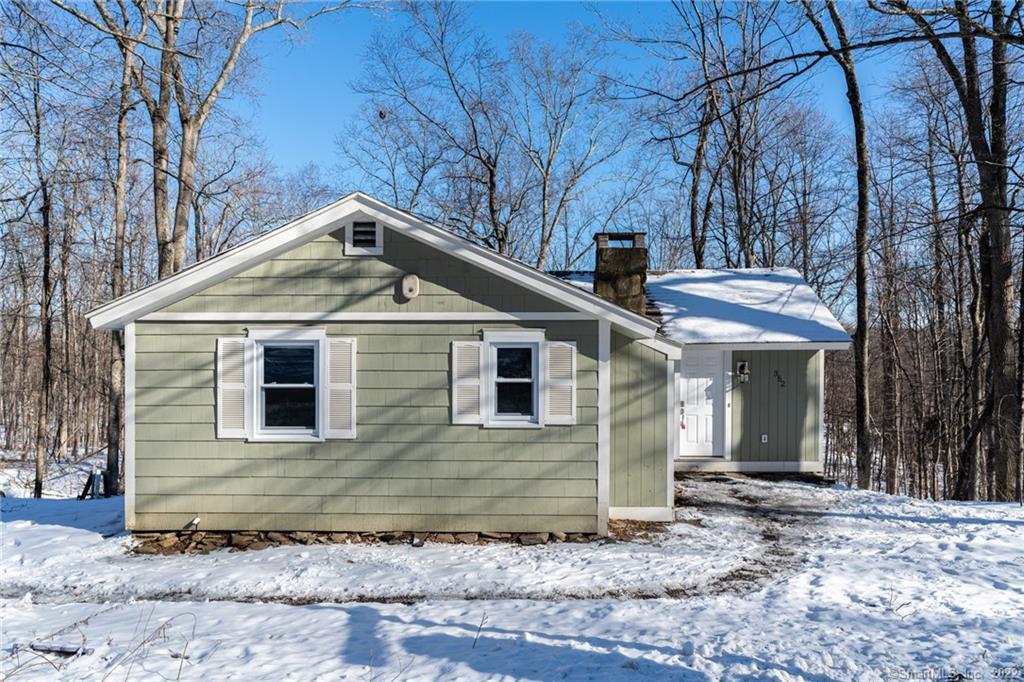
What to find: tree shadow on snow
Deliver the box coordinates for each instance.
[327,604,709,679]
[322,604,849,680]
[337,605,385,667]
[402,632,710,680]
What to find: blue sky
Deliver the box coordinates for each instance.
[240,2,900,176]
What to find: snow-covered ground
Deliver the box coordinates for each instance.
[1,493,756,603]
[2,461,1022,680]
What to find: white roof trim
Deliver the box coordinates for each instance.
[86,192,659,337]
[139,312,594,322]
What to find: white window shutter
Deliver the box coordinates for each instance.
[545,341,577,425]
[325,337,357,439]
[451,341,483,424]
[216,338,250,438]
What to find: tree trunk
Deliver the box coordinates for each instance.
[171,122,198,272]
[964,5,1018,501]
[153,0,182,279]
[1017,250,1023,505]
[31,74,53,499]
[847,53,872,493]
[802,0,873,490]
[910,0,1019,500]
[58,184,74,462]
[689,97,711,268]
[106,45,133,496]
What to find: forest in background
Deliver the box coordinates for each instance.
[1,0,1021,501]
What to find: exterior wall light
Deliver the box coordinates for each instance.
[736,360,751,384]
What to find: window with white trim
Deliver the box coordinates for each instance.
[481,329,546,428]
[344,220,383,256]
[450,332,578,428]
[493,344,537,421]
[215,329,357,442]
[257,342,318,436]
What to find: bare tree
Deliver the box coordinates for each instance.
[801,0,874,490]
[61,0,348,277]
[875,0,1021,500]
[337,103,446,212]
[354,1,635,266]
[508,33,629,268]
[164,0,348,274]
[359,1,528,256]
[2,6,60,496]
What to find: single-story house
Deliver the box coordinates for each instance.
[87,193,850,535]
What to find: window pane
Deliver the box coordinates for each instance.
[496,382,533,416]
[496,347,533,379]
[264,388,316,428]
[264,346,314,384]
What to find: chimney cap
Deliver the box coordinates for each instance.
[594,232,646,249]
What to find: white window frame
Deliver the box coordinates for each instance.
[247,328,326,442]
[482,329,545,429]
[344,220,383,256]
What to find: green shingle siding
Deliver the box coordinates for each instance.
[730,350,821,462]
[162,228,570,315]
[133,320,598,533]
[609,332,668,508]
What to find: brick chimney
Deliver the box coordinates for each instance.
[593,232,648,315]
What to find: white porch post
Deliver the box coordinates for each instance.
[124,322,135,530]
[597,319,610,535]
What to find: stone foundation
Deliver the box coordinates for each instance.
[130,529,601,555]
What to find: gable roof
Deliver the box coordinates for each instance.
[86,192,660,337]
[560,268,850,348]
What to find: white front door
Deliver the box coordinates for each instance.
[679,351,723,457]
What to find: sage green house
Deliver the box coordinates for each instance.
[88,193,848,535]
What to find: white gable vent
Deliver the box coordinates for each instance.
[345,221,383,256]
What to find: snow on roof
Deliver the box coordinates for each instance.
[647,268,849,345]
[561,268,850,346]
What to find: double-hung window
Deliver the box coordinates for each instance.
[451,329,576,428]
[482,330,545,428]
[258,342,318,436]
[493,345,537,421]
[215,328,357,442]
